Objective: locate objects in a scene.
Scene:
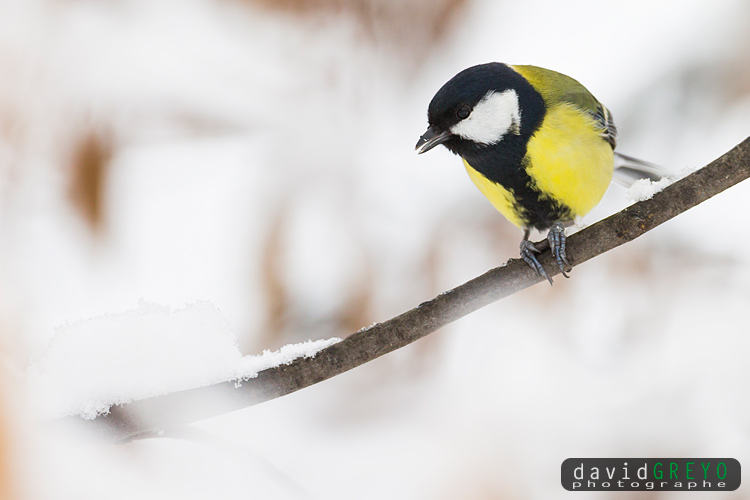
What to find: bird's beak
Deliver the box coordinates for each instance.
[415,126,451,154]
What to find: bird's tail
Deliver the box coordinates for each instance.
[612,152,671,187]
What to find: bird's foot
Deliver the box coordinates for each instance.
[520,239,552,285]
[547,221,571,278]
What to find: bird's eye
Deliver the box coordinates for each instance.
[456,105,471,119]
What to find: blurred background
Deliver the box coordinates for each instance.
[2,0,750,498]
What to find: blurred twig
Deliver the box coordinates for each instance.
[60,137,750,443]
[68,129,112,234]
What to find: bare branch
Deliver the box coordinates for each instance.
[58,137,750,443]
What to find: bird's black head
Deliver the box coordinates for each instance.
[415,63,544,158]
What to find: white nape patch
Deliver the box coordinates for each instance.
[450,89,521,145]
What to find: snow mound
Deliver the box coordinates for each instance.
[625,177,672,202]
[27,301,340,419]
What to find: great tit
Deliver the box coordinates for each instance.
[416,63,665,284]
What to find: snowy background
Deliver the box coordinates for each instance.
[1,0,750,498]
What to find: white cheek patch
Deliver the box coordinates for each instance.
[450,89,521,145]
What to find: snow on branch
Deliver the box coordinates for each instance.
[57,137,750,443]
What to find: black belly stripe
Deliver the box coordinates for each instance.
[462,141,573,230]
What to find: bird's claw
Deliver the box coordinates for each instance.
[547,221,571,278]
[519,222,572,285]
[520,240,552,285]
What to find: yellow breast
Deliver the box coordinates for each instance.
[525,103,614,217]
[463,159,526,227]
[462,103,614,229]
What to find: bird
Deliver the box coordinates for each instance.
[415,63,666,284]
